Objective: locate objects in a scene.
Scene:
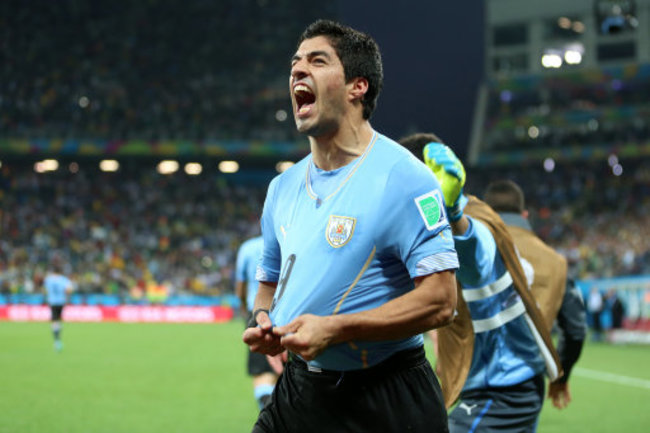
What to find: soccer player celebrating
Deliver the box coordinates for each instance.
[243,20,458,433]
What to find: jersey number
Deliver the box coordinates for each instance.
[270,254,296,312]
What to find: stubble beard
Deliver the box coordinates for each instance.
[294,100,344,139]
[294,115,338,139]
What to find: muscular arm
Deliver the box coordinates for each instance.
[274,270,457,361]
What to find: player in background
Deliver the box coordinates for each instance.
[243,20,458,433]
[484,179,586,410]
[400,132,563,432]
[44,261,74,352]
[235,235,279,410]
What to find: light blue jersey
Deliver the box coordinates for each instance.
[454,217,546,391]
[44,273,72,306]
[235,236,264,312]
[257,132,459,371]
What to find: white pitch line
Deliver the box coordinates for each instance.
[574,367,650,390]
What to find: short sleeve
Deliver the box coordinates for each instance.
[376,157,458,278]
[256,176,282,283]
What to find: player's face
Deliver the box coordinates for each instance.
[290,36,348,137]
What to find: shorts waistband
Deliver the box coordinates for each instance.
[460,373,545,399]
[287,346,427,380]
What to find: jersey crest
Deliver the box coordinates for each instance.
[326,215,356,248]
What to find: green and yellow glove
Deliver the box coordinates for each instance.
[423,142,467,222]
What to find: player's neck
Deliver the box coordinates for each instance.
[309,121,373,171]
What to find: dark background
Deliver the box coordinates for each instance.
[0,0,485,160]
[340,1,486,158]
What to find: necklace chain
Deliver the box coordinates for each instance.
[305,132,377,204]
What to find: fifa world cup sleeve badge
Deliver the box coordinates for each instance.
[414,190,447,231]
[326,215,356,248]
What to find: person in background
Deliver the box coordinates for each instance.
[400,132,562,432]
[607,288,625,330]
[44,261,74,352]
[235,235,279,410]
[588,286,604,341]
[484,179,587,410]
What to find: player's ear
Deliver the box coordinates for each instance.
[347,77,368,103]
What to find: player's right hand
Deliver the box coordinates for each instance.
[423,142,467,222]
[242,311,284,356]
[273,314,335,361]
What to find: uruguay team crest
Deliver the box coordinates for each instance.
[326,215,356,248]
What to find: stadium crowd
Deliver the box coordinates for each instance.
[1,1,648,304]
[483,63,650,151]
[466,157,650,280]
[0,156,648,302]
[0,163,267,302]
[1,0,336,142]
[475,62,650,282]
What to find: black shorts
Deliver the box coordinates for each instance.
[448,374,545,433]
[50,305,64,321]
[245,312,275,376]
[253,346,448,433]
[248,350,275,376]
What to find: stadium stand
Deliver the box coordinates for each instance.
[470,65,650,284]
[469,0,650,332]
[465,159,650,281]
[0,163,268,305]
[0,0,335,307]
[1,0,648,331]
[1,0,336,142]
[483,63,650,152]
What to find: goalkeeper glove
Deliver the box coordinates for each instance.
[423,142,467,222]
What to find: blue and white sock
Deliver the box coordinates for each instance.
[254,384,275,409]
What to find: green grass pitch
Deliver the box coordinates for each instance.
[1,321,648,433]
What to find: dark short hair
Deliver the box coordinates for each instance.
[398,132,445,162]
[299,20,383,120]
[484,179,525,213]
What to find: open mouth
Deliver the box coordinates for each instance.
[294,84,315,116]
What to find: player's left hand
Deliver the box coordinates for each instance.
[273,314,335,361]
[547,381,572,409]
[242,311,285,356]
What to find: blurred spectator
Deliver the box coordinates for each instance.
[607,289,625,330]
[587,287,604,341]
